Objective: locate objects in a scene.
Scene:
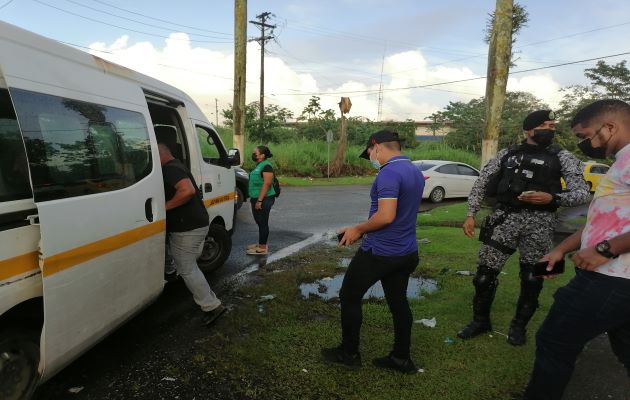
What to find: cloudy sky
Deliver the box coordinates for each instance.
[2,0,630,123]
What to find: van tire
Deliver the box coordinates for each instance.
[235,187,244,210]
[0,329,40,400]
[198,224,231,271]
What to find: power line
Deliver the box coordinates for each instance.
[87,0,231,36]
[32,0,233,44]
[0,0,14,11]
[62,0,231,40]
[271,51,630,96]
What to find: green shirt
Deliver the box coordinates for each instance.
[248,160,276,199]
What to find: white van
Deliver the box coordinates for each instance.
[0,22,239,399]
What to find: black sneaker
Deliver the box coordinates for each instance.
[320,346,362,369]
[372,353,418,374]
[457,320,492,339]
[203,305,227,326]
[507,324,527,346]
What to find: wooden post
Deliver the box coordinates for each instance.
[331,97,352,177]
[233,0,247,162]
[481,0,513,167]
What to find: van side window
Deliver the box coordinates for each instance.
[196,125,226,165]
[0,89,32,201]
[10,88,152,202]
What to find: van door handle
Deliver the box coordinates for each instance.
[145,198,154,222]
[204,183,213,193]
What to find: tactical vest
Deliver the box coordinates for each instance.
[492,143,562,211]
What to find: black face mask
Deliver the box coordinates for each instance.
[577,138,607,159]
[531,129,555,147]
[251,153,258,162]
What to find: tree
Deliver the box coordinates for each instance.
[484,2,529,67]
[222,102,294,143]
[429,91,548,153]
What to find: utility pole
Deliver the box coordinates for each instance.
[481,0,513,167]
[249,12,275,138]
[233,0,247,161]
[215,98,219,127]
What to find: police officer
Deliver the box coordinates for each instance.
[457,110,590,346]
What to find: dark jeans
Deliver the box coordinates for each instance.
[340,248,419,359]
[250,196,274,245]
[524,269,630,400]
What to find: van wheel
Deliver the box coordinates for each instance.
[429,187,445,203]
[198,224,231,271]
[235,187,244,210]
[0,329,40,400]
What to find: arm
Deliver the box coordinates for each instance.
[466,148,507,217]
[462,149,507,237]
[255,171,274,210]
[165,178,197,211]
[556,150,590,207]
[573,231,630,271]
[340,199,397,245]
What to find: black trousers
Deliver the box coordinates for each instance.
[340,248,419,359]
[250,196,274,245]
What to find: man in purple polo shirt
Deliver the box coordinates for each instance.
[321,130,425,374]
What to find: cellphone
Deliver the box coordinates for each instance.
[337,232,345,243]
[533,259,565,276]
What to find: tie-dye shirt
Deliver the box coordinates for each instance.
[581,143,630,279]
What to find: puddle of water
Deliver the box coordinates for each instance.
[338,258,352,268]
[300,274,438,300]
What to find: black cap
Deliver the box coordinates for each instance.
[359,130,405,159]
[523,109,556,131]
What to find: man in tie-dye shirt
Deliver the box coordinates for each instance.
[524,99,630,400]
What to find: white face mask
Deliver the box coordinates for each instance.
[369,146,381,170]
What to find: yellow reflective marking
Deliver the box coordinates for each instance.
[0,252,39,282]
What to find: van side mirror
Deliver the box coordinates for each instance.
[227,148,240,166]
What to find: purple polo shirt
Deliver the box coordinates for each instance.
[361,156,424,256]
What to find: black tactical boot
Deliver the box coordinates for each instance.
[507,263,544,346]
[457,266,499,340]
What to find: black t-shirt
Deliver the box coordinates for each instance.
[162,159,209,232]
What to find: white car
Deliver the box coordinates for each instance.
[413,160,480,203]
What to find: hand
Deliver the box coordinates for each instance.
[462,217,475,238]
[255,201,263,210]
[517,191,553,205]
[571,247,610,271]
[339,226,363,246]
[538,249,565,280]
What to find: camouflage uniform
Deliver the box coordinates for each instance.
[458,145,590,344]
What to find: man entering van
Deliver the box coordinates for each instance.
[158,143,226,325]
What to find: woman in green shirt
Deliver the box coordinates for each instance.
[247,145,276,255]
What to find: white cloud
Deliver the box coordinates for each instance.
[88,34,564,123]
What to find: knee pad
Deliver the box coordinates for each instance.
[473,265,499,291]
[519,263,544,299]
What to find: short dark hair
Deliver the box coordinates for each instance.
[256,145,273,158]
[571,99,630,128]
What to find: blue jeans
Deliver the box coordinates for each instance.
[524,269,630,400]
[168,226,221,312]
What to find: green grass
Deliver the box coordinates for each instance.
[214,129,481,177]
[418,202,491,227]
[187,203,571,399]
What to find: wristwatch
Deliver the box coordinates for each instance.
[595,240,618,259]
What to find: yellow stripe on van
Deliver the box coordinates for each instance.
[42,219,166,278]
[0,251,39,282]
[204,192,235,208]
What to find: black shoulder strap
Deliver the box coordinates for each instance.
[545,144,562,156]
